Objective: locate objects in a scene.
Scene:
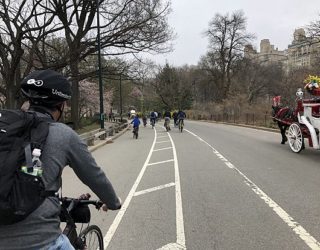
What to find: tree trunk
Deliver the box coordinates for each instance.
[4,73,18,109]
[70,60,80,130]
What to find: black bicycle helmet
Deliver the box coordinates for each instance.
[21,69,72,107]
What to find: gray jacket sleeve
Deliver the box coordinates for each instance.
[66,131,121,210]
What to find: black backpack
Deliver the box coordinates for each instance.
[0,109,54,225]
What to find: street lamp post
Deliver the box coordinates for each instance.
[96,0,104,129]
[119,74,123,122]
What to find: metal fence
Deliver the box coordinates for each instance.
[189,112,278,129]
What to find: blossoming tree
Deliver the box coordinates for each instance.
[79,79,113,122]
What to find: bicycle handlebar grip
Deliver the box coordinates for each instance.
[78,193,91,200]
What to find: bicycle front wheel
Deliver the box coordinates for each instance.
[78,225,104,250]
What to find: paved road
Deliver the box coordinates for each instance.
[62,120,320,250]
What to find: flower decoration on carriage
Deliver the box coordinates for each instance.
[304,75,320,95]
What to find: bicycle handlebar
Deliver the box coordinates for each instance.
[60,196,104,211]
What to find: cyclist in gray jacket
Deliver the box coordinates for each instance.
[0,69,121,250]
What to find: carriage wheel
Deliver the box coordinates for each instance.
[287,123,304,153]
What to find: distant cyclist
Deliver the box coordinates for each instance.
[131,114,141,130]
[131,114,140,138]
[163,110,171,131]
[172,111,178,127]
[177,110,186,128]
[150,111,156,128]
[142,114,147,127]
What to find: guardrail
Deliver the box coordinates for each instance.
[79,122,129,146]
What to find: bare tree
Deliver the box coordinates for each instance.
[0,0,173,130]
[152,63,193,110]
[0,0,63,108]
[233,58,284,104]
[203,10,254,101]
[39,0,173,129]
[306,18,320,40]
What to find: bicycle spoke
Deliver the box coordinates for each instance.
[87,231,98,249]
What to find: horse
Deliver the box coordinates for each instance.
[272,105,295,144]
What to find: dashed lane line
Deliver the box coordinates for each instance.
[156,140,171,144]
[104,125,186,250]
[185,128,320,250]
[134,182,175,197]
[103,128,157,249]
[157,135,169,139]
[153,147,173,152]
[147,159,174,166]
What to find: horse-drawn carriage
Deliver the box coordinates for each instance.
[272,76,320,153]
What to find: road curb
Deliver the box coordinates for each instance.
[88,125,130,152]
[197,119,279,133]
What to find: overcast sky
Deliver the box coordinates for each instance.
[147,0,320,67]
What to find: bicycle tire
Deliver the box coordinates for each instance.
[78,225,104,250]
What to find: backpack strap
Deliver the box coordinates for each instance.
[29,106,54,120]
[24,144,33,169]
[40,190,57,198]
[27,111,58,196]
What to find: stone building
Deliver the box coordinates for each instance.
[244,28,320,71]
[287,28,320,69]
[245,39,287,64]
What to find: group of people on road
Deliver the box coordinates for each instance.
[130,109,187,134]
[2,68,187,250]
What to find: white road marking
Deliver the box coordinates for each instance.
[147,159,174,166]
[157,135,168,139]
[134,182,175,197]
[153,147,173,152]
[158,242,186,250]
[156,140,171,144]
[104,126,186,249]
[185,129,320,250]
[103,128,157,249]
[164,132,186,249]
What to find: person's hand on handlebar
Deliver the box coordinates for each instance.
[102,197,122,212]
[102,204,109,212]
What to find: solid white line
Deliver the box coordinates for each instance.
[185,129,320,250]
[156,140,171,144]
[103,128,157,249]
[167,132,186,249]
[147,159,174,166]
[134,182,175,197]
[153,147,173,152]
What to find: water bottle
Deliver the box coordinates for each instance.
[31,148,43,177]
[21,148,43,176]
